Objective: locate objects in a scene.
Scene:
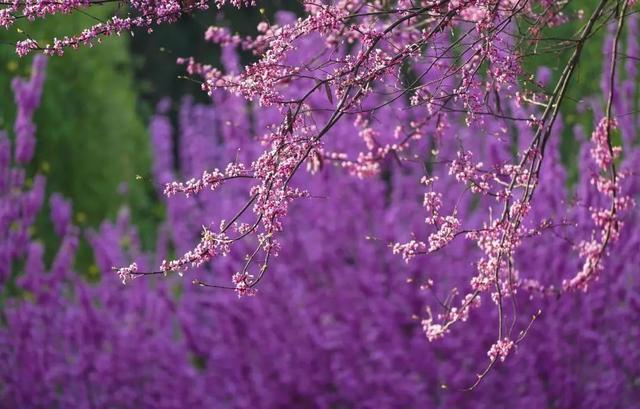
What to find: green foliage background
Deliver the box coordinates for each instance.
[0,10,156,270]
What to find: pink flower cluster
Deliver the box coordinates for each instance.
[590,118,620,170]
[488,337,515,362]
[160,227,231,274]
[449,151,492,194]
[114,262,138,285]
[564,118,635,291]
[164,163,249,197]
[6,0,253,56]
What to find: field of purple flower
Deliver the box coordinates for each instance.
[1,1,640,408]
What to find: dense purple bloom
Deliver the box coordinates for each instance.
[11,55,47,164]
[50,193,73,237]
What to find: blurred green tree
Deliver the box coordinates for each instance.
[0,10,157,269]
